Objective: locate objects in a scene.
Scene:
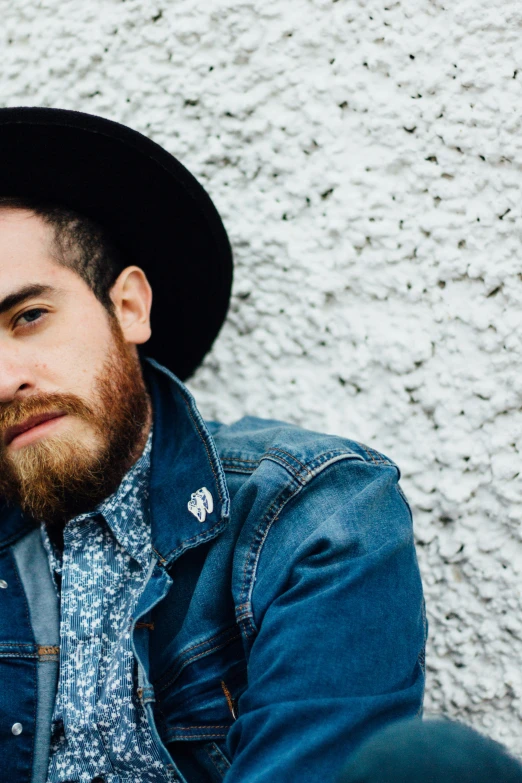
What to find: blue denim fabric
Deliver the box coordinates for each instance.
[337,718,522,782]
[0,357,426,783]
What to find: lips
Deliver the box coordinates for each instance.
[4,412,66,446]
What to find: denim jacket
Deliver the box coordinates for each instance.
[0,357,426,783]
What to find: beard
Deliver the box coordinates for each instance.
[0,317,152,531]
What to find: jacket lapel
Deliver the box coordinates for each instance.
[143,357,230,565]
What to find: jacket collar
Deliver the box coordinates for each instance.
[0,357,230,562]
[142,357,230,564]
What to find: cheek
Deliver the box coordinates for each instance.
[44,323,112,393]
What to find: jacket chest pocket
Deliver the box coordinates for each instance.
[153,630,247,779]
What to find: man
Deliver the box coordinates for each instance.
[0,107,425,783]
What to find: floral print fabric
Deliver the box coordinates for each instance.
[43,425,174,783]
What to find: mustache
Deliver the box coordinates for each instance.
[0,393,95,433]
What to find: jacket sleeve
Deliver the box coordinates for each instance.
[224,457,426,782]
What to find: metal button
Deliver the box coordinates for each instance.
[11,723,22,736]
[0,579,8,589]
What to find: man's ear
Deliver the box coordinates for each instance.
[110,266,152,346]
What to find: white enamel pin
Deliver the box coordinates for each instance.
[187,487,214,522]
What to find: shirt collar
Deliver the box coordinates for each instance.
[41,423,155,571]
[95,422,154,568]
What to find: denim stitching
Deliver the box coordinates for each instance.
[204,742,232,776]
[151,545,167,565]
[160,632,241,686]
[11,547,34,645]
[0,652,37,658]
[359,443,393,466]
[238,478,302,615]
[237,486,294,609]
[224,449,367,482]
[238,481,305,632]
[167,725,229,730]
[178,395,223,504]
[263,454,310,484]
[361,444,379,464]
[177,627,236,656]
[158,625,238,669]
[221,464,257,475]
[166,732,228,740]
[156,632,241,693]
[10,535,41,774]
[222,457,259,464]
[268,449,313,477]
[162,518,227,564]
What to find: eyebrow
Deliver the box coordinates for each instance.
[0,284,64,317]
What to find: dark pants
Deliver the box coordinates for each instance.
[337,718,522,783]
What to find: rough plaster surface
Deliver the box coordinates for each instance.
[1,0,521,758]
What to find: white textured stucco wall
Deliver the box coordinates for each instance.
[1,0,521,758]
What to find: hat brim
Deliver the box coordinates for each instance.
[0,107,233,380]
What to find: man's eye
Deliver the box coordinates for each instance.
[14,308,48,329]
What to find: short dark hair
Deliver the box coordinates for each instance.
[0,196,127,319]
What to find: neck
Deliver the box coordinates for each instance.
[126,392,153,471]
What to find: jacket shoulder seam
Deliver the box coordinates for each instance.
[222,447,376,484]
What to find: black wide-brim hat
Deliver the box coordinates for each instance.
[0,107,233,380]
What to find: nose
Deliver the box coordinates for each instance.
[0,351,36,403]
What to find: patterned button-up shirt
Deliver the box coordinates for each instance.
[43,424,174,783]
